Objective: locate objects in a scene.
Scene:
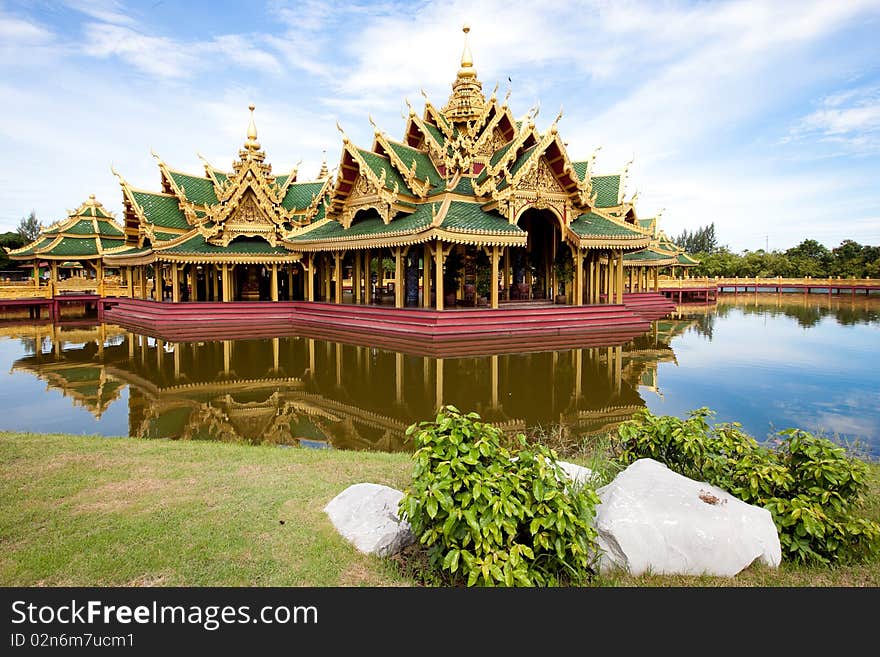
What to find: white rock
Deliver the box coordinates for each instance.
[594,459,781,577]
[556,460,595,487]
[324,483,414,557]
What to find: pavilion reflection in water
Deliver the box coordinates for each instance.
[9,320,696,452]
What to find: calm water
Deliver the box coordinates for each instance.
[1,294,878,456]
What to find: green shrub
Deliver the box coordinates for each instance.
[400,406,600,586]
[616,408,880,565]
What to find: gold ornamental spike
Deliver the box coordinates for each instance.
[460,24,473,69]
[245,104,260,151]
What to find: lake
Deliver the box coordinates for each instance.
[1,293,878,457]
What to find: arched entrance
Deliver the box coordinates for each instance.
[514,208,564,301]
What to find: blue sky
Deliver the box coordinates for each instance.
[1,0,878,251]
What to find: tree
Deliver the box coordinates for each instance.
[0,231,26,271]
[16,211,42,243]
[673,223,719,255]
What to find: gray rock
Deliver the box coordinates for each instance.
[324,483,414,557]
[594,458,781,577]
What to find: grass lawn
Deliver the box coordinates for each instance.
[1,431,878,586]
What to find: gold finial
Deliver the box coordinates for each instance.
[460,24,473,69]
[318,150,329,179]
[443,24,485,123]
[245,103,260,150]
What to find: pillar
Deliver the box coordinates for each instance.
[653,267,660,292]
[364,251,373,304]
[422,243,432,309]
[433,244,445,311]
[573,247,583,306]
[353,251,361,304]
[157,263,165,301]
[270,262,279,302]
[186,265,195,301]
[139,266,147,299]
[126,265,133,298]
[96,260,104,298]
[306,255,316,302]
[333,251,343,304]
[394,247,405,309]
[490,245,500,309]
[323,256,331,301]
[616,250,624,304]
[210,266,218,301]
[171,264,180,303]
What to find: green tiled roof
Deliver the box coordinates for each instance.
[45,237,99,256]
[292,204,433,242]
[106,244,151,257]
[638,218,655,230]
[495,145,539,191]
[677,253,699,265]
[358,149,411,194]
[281,181,325,211]
[274,174,290,190]
[490,140,517,167]
[441,202,524,234]
[212,170,229,186]
[131,192,189,230]
[9,236,55,257]
[423,122,445,147]
[169,171,218,205]
[571,161,589,181]
[451,177,474,195]
[623,249,674,263]
[152,231,180,242]
[570,212,644,239]
[386,141,444,190]
[57,219,95,235]
[159,235,292,255]
[95,220,124,236]
[591,175,621,208]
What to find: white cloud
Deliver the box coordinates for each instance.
[0,13,52,43]
[788,85,880,154]
[62,0,135,26]
[81,22,283,79]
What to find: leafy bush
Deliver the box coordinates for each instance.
[400,406,600,586]
[616,408,880,564]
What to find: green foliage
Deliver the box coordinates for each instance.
[687,238,879,279]
[616,409,880,565]
[553,248,574,295]
[0,231,26,271]
[400,406,601,586]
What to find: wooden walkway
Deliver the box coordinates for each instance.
[659,277,879,301]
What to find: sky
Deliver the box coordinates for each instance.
[0,0,878,252]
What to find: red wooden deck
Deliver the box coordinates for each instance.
[98,296,667,357]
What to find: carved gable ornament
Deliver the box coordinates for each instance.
[339,174,392,228]
[519,157,566,194]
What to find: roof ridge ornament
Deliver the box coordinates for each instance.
[245,104,260,151]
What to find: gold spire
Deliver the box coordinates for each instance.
[245,103,260,151]
[442,24,486,124]
[460,24,473,71]
[318,150,329,179]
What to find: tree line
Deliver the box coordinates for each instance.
[673,223,880,279]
